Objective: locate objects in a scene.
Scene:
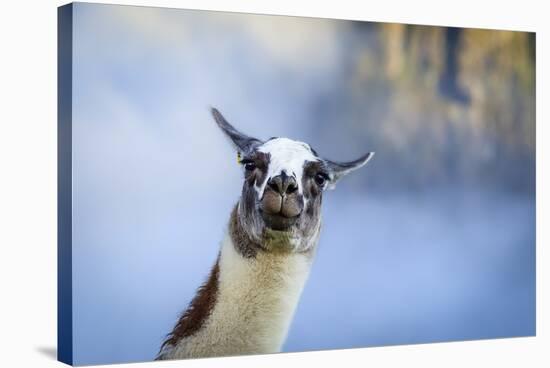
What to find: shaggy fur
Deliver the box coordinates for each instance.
[159,258,220,352]
[157,209,315,359]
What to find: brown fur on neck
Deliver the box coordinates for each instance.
[158,204,317,358]
[157,256,220,357]
[158,207,259,357]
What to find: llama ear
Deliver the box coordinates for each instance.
[211,107,262,154]
[325,152,374,190]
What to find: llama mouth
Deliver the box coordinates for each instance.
[260,211,299,231]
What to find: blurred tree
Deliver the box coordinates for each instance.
[439,27,470,104]
[309,23,535,194]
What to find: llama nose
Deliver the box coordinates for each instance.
[267,172,298,195]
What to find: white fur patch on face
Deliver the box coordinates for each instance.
[256,138,319,197]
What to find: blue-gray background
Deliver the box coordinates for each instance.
[71,3,535,366]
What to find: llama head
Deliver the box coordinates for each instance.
[212,108,373,253]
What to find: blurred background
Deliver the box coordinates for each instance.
[71,3,535,365]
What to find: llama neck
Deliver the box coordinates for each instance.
[161,222,315,359]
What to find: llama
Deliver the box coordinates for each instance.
[157,108,373,360]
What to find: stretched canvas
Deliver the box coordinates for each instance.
[58,2,536,366]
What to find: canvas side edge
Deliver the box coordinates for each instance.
[58,3,74,366]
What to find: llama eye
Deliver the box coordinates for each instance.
[243,162,256,171]
[315,173,328,186]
